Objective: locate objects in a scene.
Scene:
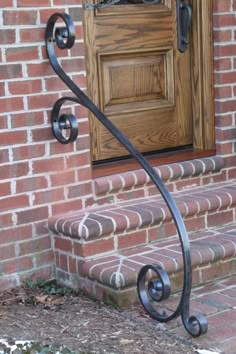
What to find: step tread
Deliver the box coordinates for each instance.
[49,180,236,239]
[80,224,236,289]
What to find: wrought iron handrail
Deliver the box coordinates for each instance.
[45,13,208,337]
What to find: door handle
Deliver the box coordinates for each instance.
[177,0,192,53]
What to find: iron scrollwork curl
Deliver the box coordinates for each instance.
[45,13,208,337]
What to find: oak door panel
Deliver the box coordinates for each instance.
[84,0,193,161]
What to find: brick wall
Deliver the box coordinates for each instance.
[0,0,236,290]
[0,0,92,290]
[213,0,236,173]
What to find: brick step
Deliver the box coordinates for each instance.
[56,223,236,307]
[49,180,236,258]
[94,156,224,203]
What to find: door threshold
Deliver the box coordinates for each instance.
[92,148,216,178]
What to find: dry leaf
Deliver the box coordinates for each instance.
[34,295,49,304]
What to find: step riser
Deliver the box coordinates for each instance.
[94,157,225,204]
[54,255,236,308]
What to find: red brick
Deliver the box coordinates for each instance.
[54,0,80,4]
[214,58,231,71]
[50,170,76,187]
[117,189,145,201]
[3,257,33,274]
[214,29,232,43]
[27,93,59,110]
[0,182,11,197]
[74,238,114,257]
[215,100,236,114]
[0,131,27,147]
[214,44,236,57]
[18,236,51,256]
[45,77,68,92]
[0,244,15,260]
[215,127,236,141]
[59,254,68,272]
[27,61,55,77]
[33,188,65,205]
[214,14,236,27]
[0,225,32,245]
[148,221,177,242]
[20,27,45,43]
[51,199,83,214]
[0,82,5,96]
[77,136,90,151]
[0,213,13,228]
[216,142,233,155]
[77,167,92,182]
[184,215,206,233]
[34,250,54,267]
[34,221,50,237]
[16,206,49,225]
[60,58,85,74]
[16,176,48,193]
[39,8,70,25]
[33,157,65,174]
[13,144,46,161]
[215,72,236,85]
[215,114,233,128]
[0,29,15,45]
[74,106,89,120]
[213,0,231,12]
[6,46,39,63]
[75,120,89,135]
[0,162,29,180]
[54,237,73,253]
[0,97,24,113]
[17,0,50,6]
[31,127,54,142]
[207,210,234,228]
[0,116,8,130]
[68,256,77,273]
[201,261,231,284]
[65,152,90,169]
[71,73,87,87]
[214,86,232,99]
[3,10,37,25]
[0,1,13,7]
[0,149,9,164]
[11,111,44,128]
[118,230,147,250]
[8,79,42,95]
[67,182,92,199]
[1,195,29,212]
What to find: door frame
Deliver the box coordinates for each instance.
[83,0,214,175]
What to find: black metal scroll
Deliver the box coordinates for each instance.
[45,13,208,337]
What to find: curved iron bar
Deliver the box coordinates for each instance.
[45,13,208,337]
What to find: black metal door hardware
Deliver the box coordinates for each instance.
[84,0,161,10]
[45,13,207,337]
[177,0,192,52]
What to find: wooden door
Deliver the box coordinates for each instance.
[84,0,193,162]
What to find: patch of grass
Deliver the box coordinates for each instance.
[23,278,74,297]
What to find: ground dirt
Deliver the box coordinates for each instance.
[0,281,199,354]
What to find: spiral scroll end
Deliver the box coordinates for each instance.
[184,313,208,337]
